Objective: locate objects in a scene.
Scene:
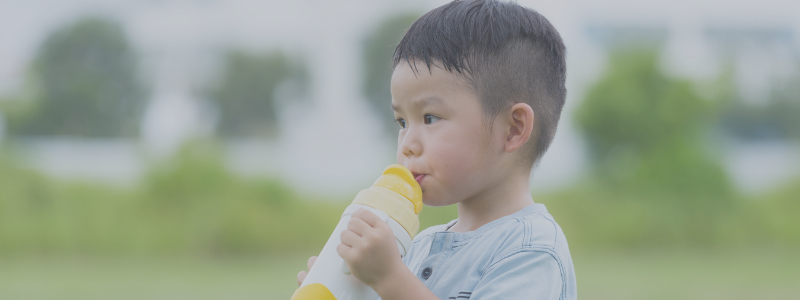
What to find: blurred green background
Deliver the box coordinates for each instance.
[1,1,800,299]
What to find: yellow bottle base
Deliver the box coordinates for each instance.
[291,283,337,300]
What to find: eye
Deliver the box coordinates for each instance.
[424,114,441,125]
[396,118,407,129]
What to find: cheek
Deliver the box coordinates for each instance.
[428,127,488,185]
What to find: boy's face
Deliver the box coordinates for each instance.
[391,61,509,207]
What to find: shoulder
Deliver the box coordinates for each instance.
[476,205,576,299]
[516,207,565,249]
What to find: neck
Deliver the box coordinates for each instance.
[448,171,534,233]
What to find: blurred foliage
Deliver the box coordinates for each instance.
[575,48,733,204]
[3,17,145,137]
[205,50,308,138]
[718,64,800,141]
[577,50,710,157]
[1,45,798,258]
[0,143,796,257]
[0,143,343,257]
[560,47,800,251]
[0,135,797,257]
[0,111,5,141]
[418,204,458,232]
[362,13,420,133]
[538,179,800,251]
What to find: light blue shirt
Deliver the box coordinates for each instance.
[397,203,576,300]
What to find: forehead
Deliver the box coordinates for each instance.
[390,61,477,110]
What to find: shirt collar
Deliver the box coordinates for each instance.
[439,203,548,242]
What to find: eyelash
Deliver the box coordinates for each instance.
[424,114,441,125]
[396,114,441,129]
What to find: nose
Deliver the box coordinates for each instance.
[399,125,423,158]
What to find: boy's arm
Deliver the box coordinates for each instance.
[338,209,440,300]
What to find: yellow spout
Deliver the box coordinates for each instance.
[372,164,423,214]
[351,164,423,239]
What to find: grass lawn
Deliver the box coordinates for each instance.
[1,250,798,300]
[574,249,800,299]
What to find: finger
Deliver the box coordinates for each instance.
[347,216,372,236]
[307,256,317,271]
[352,208,383,228]
[297,271,307,287]
[337,242,353,262]
[340,229,362,247]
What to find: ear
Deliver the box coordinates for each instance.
[504,103,535,153]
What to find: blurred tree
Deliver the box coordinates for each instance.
[6,17,145,137]
[206,50,308,138]
[575,48,732,201]
[143,139,294,210]
[362,13,420,133]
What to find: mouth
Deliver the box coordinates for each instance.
[411,172,426,184]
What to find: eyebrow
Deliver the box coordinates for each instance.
[391,96,444,112]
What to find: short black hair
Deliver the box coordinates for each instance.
[393,0,567,166]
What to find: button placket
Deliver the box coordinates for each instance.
[417,232,454,284]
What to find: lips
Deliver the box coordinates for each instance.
[411,172,426,184]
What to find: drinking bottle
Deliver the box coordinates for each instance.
[290,164,423,300]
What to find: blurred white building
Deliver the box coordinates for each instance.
[0,0,798,195]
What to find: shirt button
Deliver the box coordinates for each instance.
[421,267,432,280]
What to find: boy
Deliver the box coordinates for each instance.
[298,0,576,299]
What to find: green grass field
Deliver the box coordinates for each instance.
[574,250,800,299]
[2,250,798,300]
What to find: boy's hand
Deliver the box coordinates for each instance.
[337,208,404,290]
[296,256,317,287]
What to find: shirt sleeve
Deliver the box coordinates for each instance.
[469,248,565,300]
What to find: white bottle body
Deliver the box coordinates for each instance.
[299,204,413,300]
